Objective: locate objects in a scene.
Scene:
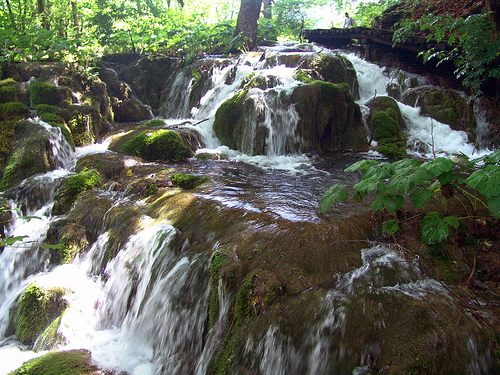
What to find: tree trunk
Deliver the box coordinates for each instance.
[72,1,79,29]
[262,0,272,19]
[486,0,500,33]
[233,0,262,51]
[38,0,48,29]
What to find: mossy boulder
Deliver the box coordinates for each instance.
[113,97,153,123]
[366,96,406,157]
[213,90,248,151]
[29,81,61,106]
[0,121,58,190]
[15,283,68,346]
[121,129,193,161]
[291,81,368,153]
[66,104,102,146]
[38,112,75,150]
[0,102,29,120]
[401,87,473,132]
[293,54,359,97]
[0,78,29,105]
[9,349,108,375]
[33,312,67,352]
[52,167,102,215]
[170,173,208,189]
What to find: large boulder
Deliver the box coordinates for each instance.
[213,82,368,155]
[0,120,59,190]
[401,86,474,132]
[291,81,367,153]
[15,283,68,346]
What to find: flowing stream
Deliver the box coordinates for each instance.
[0,44,495,374]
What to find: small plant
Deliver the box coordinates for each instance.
[319,150,500,244]
[170,173,208,189]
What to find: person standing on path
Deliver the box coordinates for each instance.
[343,12,355,28]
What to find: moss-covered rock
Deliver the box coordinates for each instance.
[0,121,58,190]
[0,78,28,105]
[38,113,75,150]
[113,98,152,123]
[66,104,102,146]
[293,54,359,97]
[29,81,61,106]
[366,96,406,157]
[170,172,208,189]
[292,81,368,153]
[121,129,193,161]
[213,91,247,150]
[9,349,107,375]
[0,102,29,120]
[34,311,67,352]
[401,87,472,132]
[52,167,102,215]
[15,283,68,346]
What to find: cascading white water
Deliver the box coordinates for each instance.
[0,44,496,375]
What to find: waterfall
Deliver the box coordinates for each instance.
[0,43,497,375]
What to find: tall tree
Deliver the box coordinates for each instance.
[233,0,262,51]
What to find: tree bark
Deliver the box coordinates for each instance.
[485,0,500,33]
[233,0,263,51]
[262,0,272,19]
[38,0,48,29]
[72,1,79,29]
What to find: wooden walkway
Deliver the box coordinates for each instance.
[304,27,451,54]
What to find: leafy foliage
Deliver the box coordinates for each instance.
[393,13,500,96]
[319,150,500,244]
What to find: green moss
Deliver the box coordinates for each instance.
[377,142,406,158]
[0,102,29,120]
[213,91,247,149]
[15,284,66,345]
[170,173,208,189]
[0,79,25,104]
[122,129,192,161]
[370,99,406,157]
[35,104,59,115]
[294,69,313,83]
[8,349,100,375]
[209,251,227,328]
[53,168,101,215]
[142,119,165,128]
[30,82,60,106]
[148,183,158,196]
[33,311,67,352]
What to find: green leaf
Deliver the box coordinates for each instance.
[465,164,500,198]
[421,157,456,177]
[382,194,405,212]
[318,184,348,213]
[409,187,433,208]
[40,244,65,250]
[344,159,379,173]
[1,236,27,246]
[382,220,399,234]
[486,195,500,218]
[420,212,459,244]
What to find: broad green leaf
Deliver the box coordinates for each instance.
[465,164,500,198]
[344,159,379,173]
[41,244,65,250]
[420,212,459,244]
[382,220,399,234]
[409,187,433,208]
[382,194,405,212]
[353,178,382,195]
[486,195,500,218]
[318,184,348,213]
[421,157,456,177]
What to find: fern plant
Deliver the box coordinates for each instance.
[319,150,500,244]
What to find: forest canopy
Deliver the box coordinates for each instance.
[0,0,399,64]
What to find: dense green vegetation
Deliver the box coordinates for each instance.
[320,150,500,245]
